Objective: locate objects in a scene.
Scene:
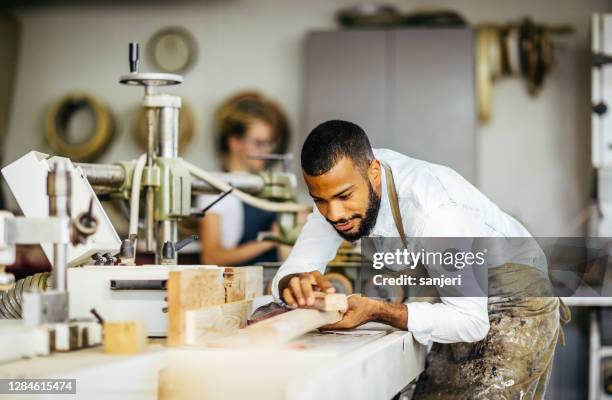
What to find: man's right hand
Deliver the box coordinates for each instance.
[279,271,335,307]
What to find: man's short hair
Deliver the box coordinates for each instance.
[301,120,374,176]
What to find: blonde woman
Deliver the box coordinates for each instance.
[198,92,289,266]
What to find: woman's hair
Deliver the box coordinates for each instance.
[215,91,290,160]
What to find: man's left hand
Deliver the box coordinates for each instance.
[320,295,379,330]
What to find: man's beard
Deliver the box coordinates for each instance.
[328,181,381,242]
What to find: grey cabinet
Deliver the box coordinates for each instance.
[304,28,476,183]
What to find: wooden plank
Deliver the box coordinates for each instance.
[209,308,343,347]
[184,300,251,345]
[224,266,263,302]
[246,309,342,344]
[167,268,226,346]
[104,321,147,355]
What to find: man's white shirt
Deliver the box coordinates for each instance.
[271,148,534,345]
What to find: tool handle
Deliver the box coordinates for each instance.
[129,42,139,73]
[175,235,199,252]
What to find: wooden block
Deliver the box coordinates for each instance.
[78,321,102,348]
[167,268,226,346]
[51,323,79,352]
[184,300,251,345]
[309,292,348,312]
[104,321,147,354]
[224,266,263,302]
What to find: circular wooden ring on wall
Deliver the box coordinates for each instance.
[476,27,493,123]
[147,26,198,74]
[363,274,404,304]
[45,92,115,162]
[324,272,354,295]
[487,27,502,81]
[134,101,195,155]
[505,26,521,76]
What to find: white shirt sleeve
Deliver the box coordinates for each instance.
[406,206,490,345]
[271,206,343,300]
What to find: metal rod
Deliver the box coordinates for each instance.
[145,107,157,252]
[145,188,154,252]
[75,163,265,195]
[159,107,178,158]
[47,160,71,292]
[75,163,125,189]
[156,106,180,263]
[193,173,264,194]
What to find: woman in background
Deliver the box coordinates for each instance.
[198,92,289,266]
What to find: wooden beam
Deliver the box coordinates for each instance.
[224,266,263,302]
[184,300,251,345]
[246,309,342,344]
[208,308,343,347]
[167,267,263,346]
[167,268,226,346]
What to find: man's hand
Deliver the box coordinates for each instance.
[322,296,409,331]
[320,295,377,330]
[280,271,335,307]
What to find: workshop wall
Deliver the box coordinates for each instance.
[3,0,611,237]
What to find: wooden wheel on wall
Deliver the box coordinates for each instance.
[324,272,353,295]
[45,92,115,162]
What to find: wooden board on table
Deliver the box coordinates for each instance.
[208,308,343,348]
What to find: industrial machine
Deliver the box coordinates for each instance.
[0,43,426,400]
[0,42,308,338]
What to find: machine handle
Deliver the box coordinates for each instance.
[129,42,139,73]
[594,102,608,116]
[109,279,167,291]
[175,235,199,252]
[593,52,612,68]
[160,234,199,263]
[192,187,234,218]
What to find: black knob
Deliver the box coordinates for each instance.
[119,238,134,259]
[593,52,612,68]
[594,102,608,116]
[129,42,139,73]
[162,241,175,260]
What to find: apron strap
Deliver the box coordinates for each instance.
[380,160,409,249]
[557,297,572,346]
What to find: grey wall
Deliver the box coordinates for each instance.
[305,28,477,182]
[2,0,611,236]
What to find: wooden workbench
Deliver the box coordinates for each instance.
[0,323,425,400]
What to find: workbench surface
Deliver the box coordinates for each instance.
[0,323,426,400]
